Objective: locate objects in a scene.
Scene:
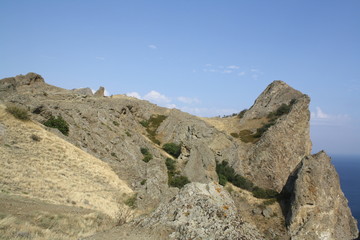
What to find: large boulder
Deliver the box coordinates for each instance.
[283,152,358,240]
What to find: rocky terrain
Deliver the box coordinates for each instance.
[0,72,358,240]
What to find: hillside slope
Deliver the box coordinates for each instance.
[0,104,133,217]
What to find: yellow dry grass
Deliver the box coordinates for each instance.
[202,116,269,137]
[0,104,133,218]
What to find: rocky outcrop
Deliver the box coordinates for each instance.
[137,182,264,240]
[0,72,44,92]
[72,87,94,96]
[282,152,358,240]
[241,80,303,121]
[94,86,105,97]
[243,94,312,191]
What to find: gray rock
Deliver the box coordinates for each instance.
[283,152,358,240]
[94,86,105,97]
[241,83,312,192]
[138,182,264,240]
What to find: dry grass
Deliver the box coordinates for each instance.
[0,104,133,218]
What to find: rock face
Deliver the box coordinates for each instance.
[283,152,359,240]
[241,80,303,121]
[0,72,44,92]
[236,81,311,191]
[94,86,105,97]
[138,182,264,240]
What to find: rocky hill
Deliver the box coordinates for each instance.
[0,72,358,240]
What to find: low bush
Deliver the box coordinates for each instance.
[140,147,153,163]
[165,158,176,173]
[162,143,181,158]
[169,175,190,189]
[6,104,30,120]
[43,116,69,136]
[124,194,137,208]
[215,160,279,199]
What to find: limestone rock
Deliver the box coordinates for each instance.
[72,87,94,96]
[241,81,311,191]
[94,86,105,97]
[283,151,358,240]
[0,72,44,92]
[137,182,264,240]
[241,80,303,121]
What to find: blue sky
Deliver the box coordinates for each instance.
[1,0,359,155]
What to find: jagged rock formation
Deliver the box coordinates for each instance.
[0,73,358,240]
[242,91,312,191]
[94,86,105,97]
[137,182,264,240]
[282,152,358,240]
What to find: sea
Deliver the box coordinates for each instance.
[331,155,360,230]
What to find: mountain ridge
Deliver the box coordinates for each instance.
[0,72,358,240]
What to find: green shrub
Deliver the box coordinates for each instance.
[169,175,190,189]
[218,174,228,186]
[140,147,153,163]
[253,122,275,138]
[140,179,146,185]
[252,187,278,199]
[113,121,119,126]
[215,160,278,199]
[275,103,291,116]
[139,120,149,127]
[162,143,181,158]
[6,104,30,120]
[124,194,137,208]
[43,116,69,136]
[165,158,176,173]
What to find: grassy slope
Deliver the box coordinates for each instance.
[0,104,133,218]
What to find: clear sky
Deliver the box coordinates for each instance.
[1,0,359,155]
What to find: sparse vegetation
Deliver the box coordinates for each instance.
[162,142,181,158]
[169,175,190,189]
[111,152,117,158]
[124,194,137,209]
[140,147,153,163]
[30,134,41,142]
[230,132,239,138]
[6,104,30,120]
[140,179,147,185]
[165,158,176,173]
[165,157,190,188]
[238,109,247,118]
[232,100,297,143]
[140,115,167,145]
[43,116,69,136]
[215,160,279,199]
[125,130,132,137]
[113,121,119,126]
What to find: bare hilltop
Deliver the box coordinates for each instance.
[0,73,358,240]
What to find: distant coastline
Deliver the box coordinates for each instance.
[331,155,360,230]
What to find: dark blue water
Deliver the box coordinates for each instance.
[331,155,360,230]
